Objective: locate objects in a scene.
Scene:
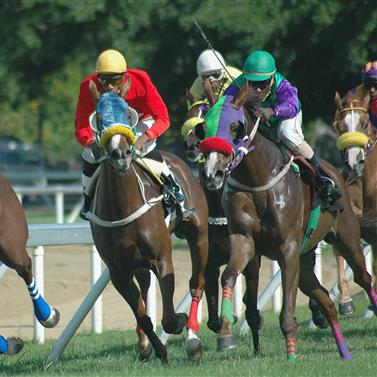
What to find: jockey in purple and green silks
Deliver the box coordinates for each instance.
[361,61,377,131]
[225,50,335,196]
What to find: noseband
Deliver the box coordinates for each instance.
[336,104,369,151]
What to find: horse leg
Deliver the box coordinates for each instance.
[307,248,329,329]
[157,250,188,335]
[110,268,168,363]
[299,251,352,360]
[218,234,255,352]
[204,258,221,333]
[332,222,377,315]
[134,269,153,361]
[1,247,60,328]
[279,242,300,362]
[334,248,355,315]
[372,243,377,294]
[242,256,263,355]
[182,233,208,361]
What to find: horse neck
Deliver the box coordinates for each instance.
[232,127,285,187]
[99,161,140,215]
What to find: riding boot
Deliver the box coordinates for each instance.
[309,154,341,208]
[80,173,95,220]
[161,173,194,217]
[80,194,92,220]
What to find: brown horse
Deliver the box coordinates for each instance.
[182,93,263,344]
[333,86,377,311]
[0,175,60,356]
[198,85,377,361]
[87,84,208,363]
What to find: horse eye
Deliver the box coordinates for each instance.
[194,123,206,140]
[230,121,246,142]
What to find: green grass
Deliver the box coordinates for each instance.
[1,293,376,377]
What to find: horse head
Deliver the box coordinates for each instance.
[181,89,211,163]
[197,83,252,190]
[89,79,138,173]
[333,86,372,174]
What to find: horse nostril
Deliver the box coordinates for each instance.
[110,149,122,159]
[215,170,224,180]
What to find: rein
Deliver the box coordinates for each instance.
[225,115,295,192]
[86,164,163,227]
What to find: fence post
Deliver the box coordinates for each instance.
[55,191,64,223]
[233,275,243,317]
[272,261,281,312]
[90,246,102,334]
[33,246,45,343]
[147,271,157,330]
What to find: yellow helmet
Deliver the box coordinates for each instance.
[96,49,127,74]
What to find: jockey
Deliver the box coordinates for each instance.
[225,50,336,200]
[182,49,242,144]
[75,49,186,219]
[361,60,377,130]
[188,49,242,106]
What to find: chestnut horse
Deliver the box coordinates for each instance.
[87,83,208,363]
[198,86,377,361]
[183,93,263,345]
[0,175,60,356]
[333,86,377,312]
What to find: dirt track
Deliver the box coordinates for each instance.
[0,245,362,341]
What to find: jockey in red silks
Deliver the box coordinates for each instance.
[361,60,377,130]
[74,49,186,218]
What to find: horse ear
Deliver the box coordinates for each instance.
[232,81,249,109]
[89,80,100,103]
[334,91,342,110]
[185,89,196,104]
[120,76,131,98]
[203,79,218,106]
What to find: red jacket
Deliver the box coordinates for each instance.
[74,69,170,147]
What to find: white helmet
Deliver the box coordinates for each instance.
[196,49,225,76]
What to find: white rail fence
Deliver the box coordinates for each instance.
[1,223,371,351]
[15,184,82,224]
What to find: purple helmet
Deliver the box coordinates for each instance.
[361,61,377,84]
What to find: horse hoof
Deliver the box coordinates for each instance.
[40,307,60,328]
[6,337,24,355]
[207,319,221,333]
[138,342,153,362]
[217,335,236,352]
[186,338,203,361]
[312,313,329,329]
[339,301,355,316]
[173,313,188,335]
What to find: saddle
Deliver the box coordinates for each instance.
[258,123,342,212]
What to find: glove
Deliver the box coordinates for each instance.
[135,133,149,152]
[89,141,102,159]
[255,108,274,123]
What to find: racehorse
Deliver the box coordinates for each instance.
[0,175,60,356]
[333,86,377,311]
[86,81,208,363]
[197,85,377,361]
[183,90,263,344]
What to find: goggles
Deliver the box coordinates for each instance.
[201,70,225,82]
[364,80,377,89]
[250,78,273,89]
[97,73,125,86]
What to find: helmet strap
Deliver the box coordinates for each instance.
[261,76,275,102]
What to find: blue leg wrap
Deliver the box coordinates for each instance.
[28,279,51,322]
[0,335,8,354]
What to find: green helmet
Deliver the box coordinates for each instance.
[242,50,276,81]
